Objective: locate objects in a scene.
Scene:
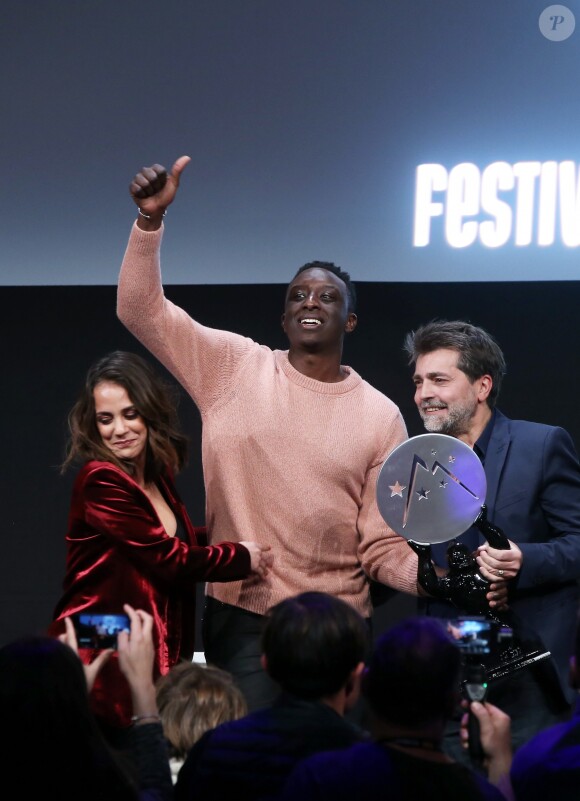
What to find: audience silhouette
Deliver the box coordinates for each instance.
[462,611,580,800]
[1,605,172,801]
[281,616,505,801]
[156,659,247,783]
[174,591,371,801]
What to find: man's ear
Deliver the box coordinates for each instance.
[345,312,358,334]
[352,660,365,683]
[260,653,268,673]
[478,374,493,403]
[345,662,365,697]
[344,661,365,710]
[360,665,370,696]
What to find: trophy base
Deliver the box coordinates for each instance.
[486,647,551,683]
[447,616,551,688]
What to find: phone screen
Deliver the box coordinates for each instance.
[447,618,492,656]
[72,613,130,650]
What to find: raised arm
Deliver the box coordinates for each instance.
[117,605,174,801]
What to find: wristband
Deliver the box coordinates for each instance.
[131,714,161,724]
[138,208,167,220]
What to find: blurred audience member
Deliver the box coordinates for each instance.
[463,611,580,800]
[156,659,247,783]
[1,604,172,801]
[281,617,505,801]
[175,591,371,801]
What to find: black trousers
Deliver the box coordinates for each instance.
[202,596,280,712]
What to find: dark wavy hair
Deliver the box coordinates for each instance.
[61,351,188,484]
[403,319,507,408]
[262,591,370,699]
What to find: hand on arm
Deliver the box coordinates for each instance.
[239,541,274,579]
[130,155,191,231]
[118,606,174,799]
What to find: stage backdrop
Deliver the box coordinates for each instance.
[3,279,578,647]
[4,1,580,287]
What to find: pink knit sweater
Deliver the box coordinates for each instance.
[117,223,418,616]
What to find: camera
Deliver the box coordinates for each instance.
[448,617,495,658]
[72,612,130,650]
[447,615,525,666]
[447,616,516,663]
[447,617,506,761]
[447,616,551,760]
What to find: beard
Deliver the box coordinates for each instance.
[419,399,477,437]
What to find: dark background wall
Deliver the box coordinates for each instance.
[3,279,578,647]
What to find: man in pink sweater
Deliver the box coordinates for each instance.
[117,155,419,710]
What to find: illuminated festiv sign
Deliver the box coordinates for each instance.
[414,161,580,248]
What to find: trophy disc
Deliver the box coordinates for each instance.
[376,433,486,544]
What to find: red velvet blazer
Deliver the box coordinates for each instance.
[48,460,250,729]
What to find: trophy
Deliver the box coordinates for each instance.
[376,433,550,683]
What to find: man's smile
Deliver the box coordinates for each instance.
[299,317,322,328]
[421,402,447,413]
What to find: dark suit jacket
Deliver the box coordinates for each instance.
[175,693,367,801]
[424,410,580,706]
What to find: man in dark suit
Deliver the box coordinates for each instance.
[403,319,580,764]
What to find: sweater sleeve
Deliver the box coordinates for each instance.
[516,425,580,588]
[357,409,419,596]
[78,463,251,583]
[117,222,254,415]
[130,721,174,801]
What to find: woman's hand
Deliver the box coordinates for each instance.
[59,616,113,692]
[117,604,158,720]
[240,541,274,578]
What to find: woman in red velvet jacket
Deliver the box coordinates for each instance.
[48,351,271,736]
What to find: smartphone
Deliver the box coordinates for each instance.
[72,612,131,650]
